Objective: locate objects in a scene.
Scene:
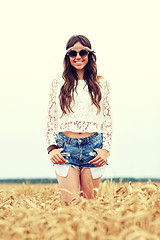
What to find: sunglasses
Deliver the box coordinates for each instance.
[67,49,90,58]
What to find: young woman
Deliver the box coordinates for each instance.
[46,35,112,203]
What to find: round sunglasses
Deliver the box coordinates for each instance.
[67,49,90,58]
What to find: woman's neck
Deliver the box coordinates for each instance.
[76,69,84,80]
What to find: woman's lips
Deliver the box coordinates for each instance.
[74,61,83,65]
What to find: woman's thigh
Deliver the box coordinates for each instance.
[56,166,80,203]
[80,168,102,199]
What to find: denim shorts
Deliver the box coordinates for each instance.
[53,132,108,179]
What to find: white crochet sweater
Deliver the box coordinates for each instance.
[46,77,112,151]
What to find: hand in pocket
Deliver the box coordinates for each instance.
[89,149,109,166]
[49,148,67,164]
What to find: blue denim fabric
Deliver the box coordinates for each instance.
[55,132,108,169]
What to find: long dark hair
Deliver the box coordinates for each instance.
[59,35,102,114]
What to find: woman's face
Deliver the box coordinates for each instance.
[68,41,89,72]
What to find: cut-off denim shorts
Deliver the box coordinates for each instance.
[53,132,108,179]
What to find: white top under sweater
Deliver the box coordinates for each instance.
[46,77,112,151]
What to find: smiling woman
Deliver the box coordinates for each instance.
[66,43,90,76]
[45,35,112,204]
[68,42,89,78]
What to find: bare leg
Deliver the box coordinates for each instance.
[80,168,102,199]
[56,166,80,204]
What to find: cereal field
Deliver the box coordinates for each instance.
[0,181,160,240]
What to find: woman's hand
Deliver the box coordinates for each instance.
[89,149,109,166]
[49,148,67,164]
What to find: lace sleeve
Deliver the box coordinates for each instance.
[101,80,112,151]
[45,78,58,147]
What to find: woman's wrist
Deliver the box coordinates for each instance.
[47,145,58,154]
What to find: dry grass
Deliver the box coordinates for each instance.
[0,180,160,240]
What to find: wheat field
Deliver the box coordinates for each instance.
[0,180,160,240]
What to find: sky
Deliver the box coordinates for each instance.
[0,0,160,179]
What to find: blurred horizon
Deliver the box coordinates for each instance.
[0,177,160,184]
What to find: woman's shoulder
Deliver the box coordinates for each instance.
[97,75,104,80]
[97,75,110,93]
[51,76,64,86]
[97,75,109,85]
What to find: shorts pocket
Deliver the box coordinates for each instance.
[89,151,97,157]
[87,135,103,158]
[83,143,98,163]
[56,140,64,148]
[89,139,103,151]
[60,142,71,161]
